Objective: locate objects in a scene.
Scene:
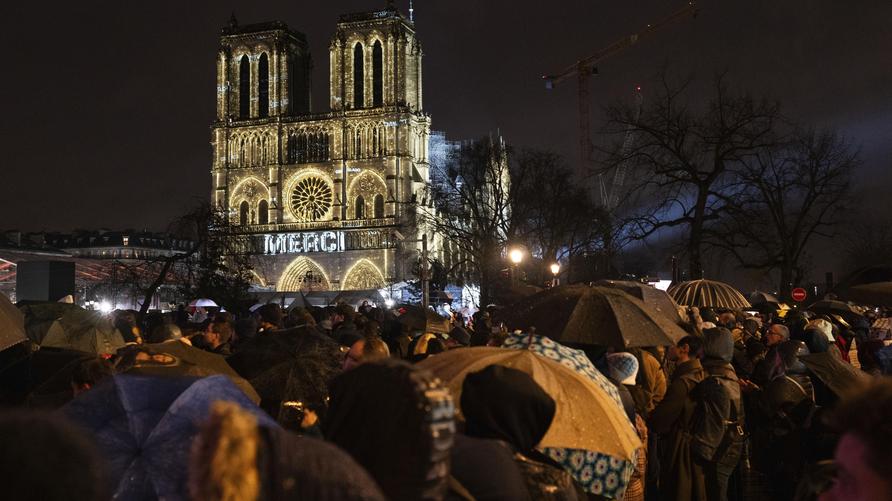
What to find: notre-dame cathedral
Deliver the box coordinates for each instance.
[211,4,432,293]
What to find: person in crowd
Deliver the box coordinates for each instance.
[114,310,143,344]
[70,357,114,397]
[751,323,789,386]
[691,327,745,501]
[607,353,649,501]
[470,310,493,346]
[324,360,457,500]
[606,352,639,424]
[147,323,188,345]
[343,336,391,371]
[460,364,587,500]
[255,303,284,333]
[0,411,106,501]
[189,401,385,501]
[202,317,234,356]
[649,335,705,501]
[627,347,667,415]
[750,339,815,501]
[818,379,892,501]
[332,304,361,346]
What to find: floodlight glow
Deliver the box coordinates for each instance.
[99,301,113,313]
[384,298,395,308]
[550,263,561,275]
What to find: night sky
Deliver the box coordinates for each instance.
[3,0,890,233]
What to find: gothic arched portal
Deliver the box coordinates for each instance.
[277,256,331,292]
[342,259,386,291]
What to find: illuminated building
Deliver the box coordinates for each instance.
[212,5,431,293]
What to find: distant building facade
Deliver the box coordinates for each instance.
[212,5,432,293]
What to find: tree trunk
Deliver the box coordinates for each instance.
[778,261,794,303]
[687,185,714,280]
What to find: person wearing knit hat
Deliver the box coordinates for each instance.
[607,352,640,385]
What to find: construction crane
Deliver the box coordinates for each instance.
[543,1,698,190]
[599,87,643,210]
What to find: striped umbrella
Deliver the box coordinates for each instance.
[668,279,751,309]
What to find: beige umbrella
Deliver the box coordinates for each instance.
[418,347,641,460]
[668,279,751,309]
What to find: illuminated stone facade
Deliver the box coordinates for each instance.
[211,6,431,292]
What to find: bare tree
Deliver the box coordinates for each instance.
[510,149,609,283]
[420,136,513,306]
[712,129,856,299]
[599,72,781,278]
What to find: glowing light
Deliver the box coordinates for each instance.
[99,301,113,313]
[550,263,561,276]
[384,298,395,308]
[509,248,523,264]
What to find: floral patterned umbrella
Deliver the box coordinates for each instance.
[502,331,637,498]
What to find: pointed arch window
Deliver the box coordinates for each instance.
[373,194,384,219]
[239,200,250,225]
[258,53,269,118]
[287,135,297,163]
[355,195,365,219]
[239,55,250,118]
[372,41,383,107]
[353,43,364,108]
[258,200,269,224]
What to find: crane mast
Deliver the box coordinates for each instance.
[543,2,697,186]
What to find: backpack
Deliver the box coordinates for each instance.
[690,375,746,467]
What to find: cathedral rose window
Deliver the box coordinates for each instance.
[290,176,333,221]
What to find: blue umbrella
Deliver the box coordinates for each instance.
[502,331,636,499]
[61,374,277,500]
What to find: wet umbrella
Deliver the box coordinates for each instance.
[807,299,863,316]
[61,374,276,501]
[748,290,780,305]
[498,284,687,348]
[395,304,450,334]
[0,292,27,352]
[800,352,869,397]
[188,298,218,308]
[501,331,634,497]
[668,279,751,309]
[121,342,260,403]
[20,303,125,355]
[418,346,641,459]
[594,279,684,323]
[227,326,343,421]
[844,282,892,307]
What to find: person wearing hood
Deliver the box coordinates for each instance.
[649,335,705,501]
[690,327,745,501]
[460,364,586,500]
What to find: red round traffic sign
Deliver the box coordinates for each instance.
[791,287,807,302]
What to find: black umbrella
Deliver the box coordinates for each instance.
[227,326,343,423]
[594,279,683,323]
[498,284,688,348]
[0,346,94,407]
[807,299,862,316]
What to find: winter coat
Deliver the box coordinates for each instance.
[623,414,648,501]
[450,434,532,501]
[648,358,705,501]
[630,348,667,414]
[690,360,744,465]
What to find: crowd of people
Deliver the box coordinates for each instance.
[1,295,891,501]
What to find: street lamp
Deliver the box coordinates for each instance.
[550,262,561,287]
[508,247,524,287]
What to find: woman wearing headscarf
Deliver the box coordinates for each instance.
[461,365,587,500]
